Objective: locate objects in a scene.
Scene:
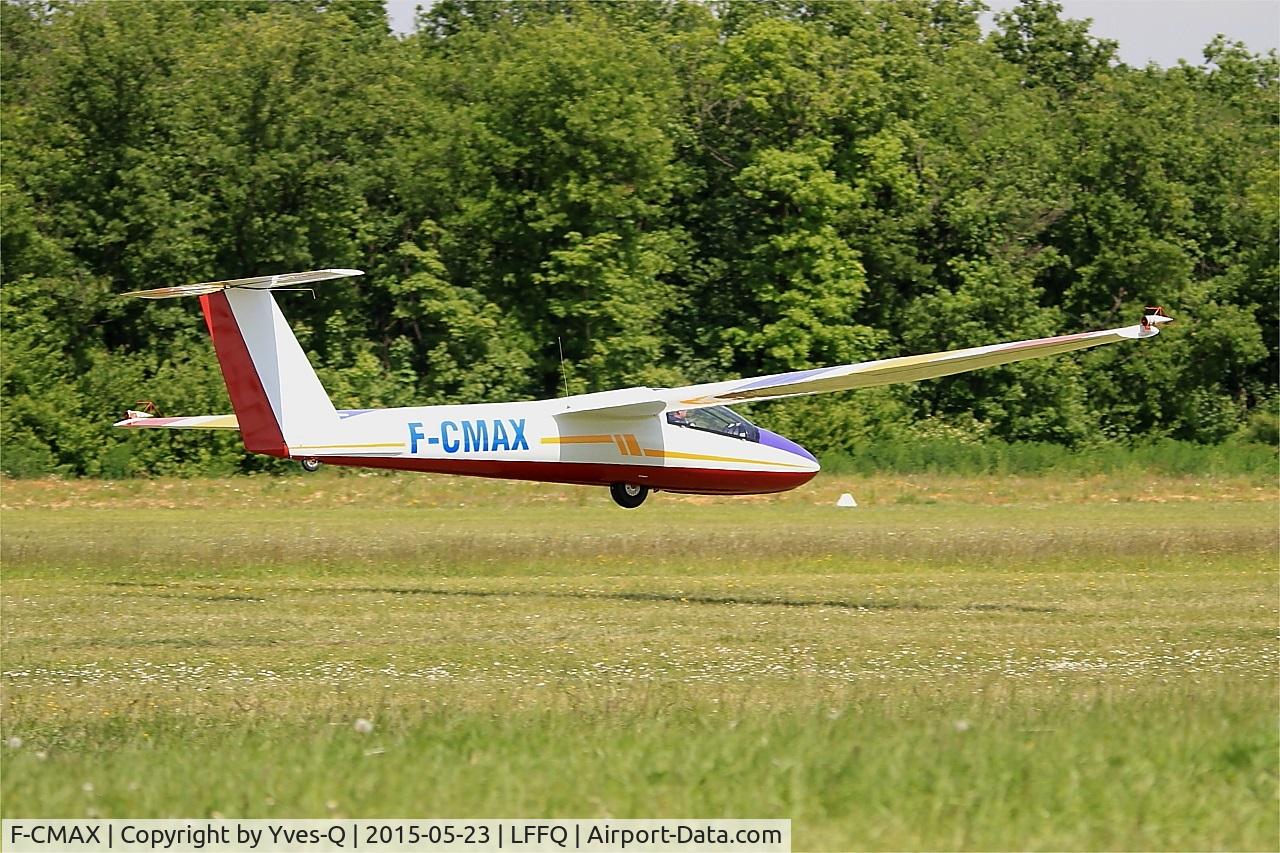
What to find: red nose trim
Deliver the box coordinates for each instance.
[200,292,288,457]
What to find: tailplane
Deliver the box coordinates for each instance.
[121,269,361,457]
[122,268,362,300]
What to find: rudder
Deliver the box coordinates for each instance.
[199,288,339,457]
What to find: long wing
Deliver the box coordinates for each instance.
[556,310,1172,417]
[668,313,1171,408]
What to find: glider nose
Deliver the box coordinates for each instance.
[758,429,820,469]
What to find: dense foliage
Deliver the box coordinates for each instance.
[2,0,1276,476]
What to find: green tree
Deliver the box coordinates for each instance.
[993,0,1117,94]
[2,0,1275,476]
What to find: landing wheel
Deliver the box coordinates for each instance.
[300,458,321,473]
[609,482,649,509]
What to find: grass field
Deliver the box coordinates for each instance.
[2,471,1276,850]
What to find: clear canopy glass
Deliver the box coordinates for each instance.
[665,405,759,442]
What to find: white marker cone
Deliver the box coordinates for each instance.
[836,493,857,507]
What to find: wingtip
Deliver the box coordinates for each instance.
[1141,306,1173,326]
[1132,307,1173,338]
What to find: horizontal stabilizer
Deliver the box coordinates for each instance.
[114,414,240,429]
[112,409,388,433]
[122,268,363,300]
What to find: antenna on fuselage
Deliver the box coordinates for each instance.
[557,336,570,398]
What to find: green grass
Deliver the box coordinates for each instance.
[2,472,1276,851]
[819,437,1278,478]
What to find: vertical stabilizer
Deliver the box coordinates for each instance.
[200,289,339,456]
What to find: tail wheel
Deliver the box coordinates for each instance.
[609,482,649,509]
[300,458,321,473]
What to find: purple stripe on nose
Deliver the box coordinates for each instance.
[758,429,818,464]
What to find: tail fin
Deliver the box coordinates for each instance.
[125,269,361,457]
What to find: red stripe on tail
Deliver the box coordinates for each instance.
[199,292,288,457]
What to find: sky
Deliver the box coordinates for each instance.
[383,0,1280,67]
[983,0,1279,67]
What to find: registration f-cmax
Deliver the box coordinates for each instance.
[117,269,1171,508]
[7,823,104,847]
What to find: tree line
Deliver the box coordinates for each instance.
[2,0,1275,476]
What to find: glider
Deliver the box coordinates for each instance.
[115,269,1171,508]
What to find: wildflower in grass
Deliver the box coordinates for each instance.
[953,719,972,732]
[6,736,22,749]
[354,718,374,734]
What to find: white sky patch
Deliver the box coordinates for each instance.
[385,0,423,36]
[384,0,1280,68]
[983,0,1279,66]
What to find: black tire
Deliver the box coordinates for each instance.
[609,482,649,509]
[300,458,322,473]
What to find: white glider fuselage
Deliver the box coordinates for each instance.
[294,399,819,495]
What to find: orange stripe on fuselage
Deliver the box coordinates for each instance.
[544,435,807,468]
[540,435,615,445]
[641,448,811,469]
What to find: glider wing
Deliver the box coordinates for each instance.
[553,388,669,420]
[660,310,1173,410]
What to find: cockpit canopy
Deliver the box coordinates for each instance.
[665,405,760,442]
